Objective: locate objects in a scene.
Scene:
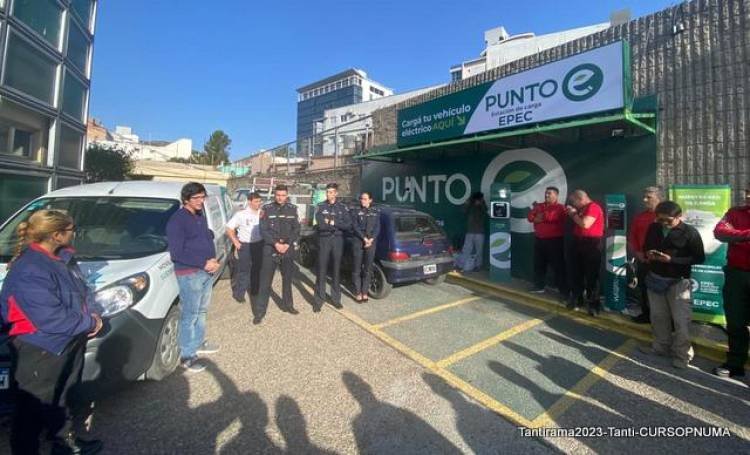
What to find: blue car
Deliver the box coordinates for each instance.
[299,205,455,298]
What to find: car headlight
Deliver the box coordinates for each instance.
[93,273,150,318]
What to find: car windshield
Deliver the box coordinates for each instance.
[394,214,443,240]
[0,197,180,262]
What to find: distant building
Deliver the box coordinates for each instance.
[130,161,227,186]
[88,123,193,162]
[449,12,630,81]
[0,0,98,221]
[296,69,393,155]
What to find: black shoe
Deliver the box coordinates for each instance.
[566,297,577,310]
[587,301,601,317]
[232,294,246,303]
[51,437,103,455]
[713,364,746,378]
[252,317,263,325]
[330,301,343,309]
[631,313,650,324]
[286,307,300,315]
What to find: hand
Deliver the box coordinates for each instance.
[566,206,577,216]
[89,314,103,338]
[205,258,220,273]
[647,250,670,263]
[534,213,544,223]
[280,244,290,254]
[634,251,646,263]
[233,240,242,251]
[275,242,286,254]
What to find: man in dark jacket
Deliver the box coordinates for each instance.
[712,184,750,378]
[459,192,487,272]
[314,183,352,311]
[640,201,705,369]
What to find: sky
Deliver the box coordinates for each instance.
[89,0,680,160]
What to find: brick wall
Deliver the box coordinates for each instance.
[371,0,749,202]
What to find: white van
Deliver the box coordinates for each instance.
[0,181,232,395]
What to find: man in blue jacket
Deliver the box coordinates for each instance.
[166,182,220,373]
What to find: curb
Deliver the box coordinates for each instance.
[447,272,733,366]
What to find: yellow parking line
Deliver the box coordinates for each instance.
[436,314,556,368]
[335,307,535,428]
[373,296,483,329]
[531,339,637,428]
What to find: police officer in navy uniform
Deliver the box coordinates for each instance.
[351,192,380,303]
[314,183,352,311]
[256,184,300,323]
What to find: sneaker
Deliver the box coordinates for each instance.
[638,345,669,357]
[252,316,263,325]
[181,357,206,373]
[713,364,746,378]
[672,358,689,369]
[529,288,546,294]
[196,341,220,355]
[51,437,103,455]
[631,313,651,324]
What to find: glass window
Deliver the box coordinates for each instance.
[395,215,443,240]
[0,196,181,262]
[66,21,89,74]
[59,125,82,168]
[4,34,57,104]
[57,177,81,189]
[62,72,87,121]
[70,0,92,30]
[12,0,63,47]
[0,174,48,223]
[0,99,50,162]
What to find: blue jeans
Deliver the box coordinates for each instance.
[176,270,213,359]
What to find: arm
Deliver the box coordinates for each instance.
[259,210,275,246]
[351,210,365,240]
[526,204,539,223]
[289,212,301,244]
[669,228,706,266]
[166,216,205,268]
[714,212,750,243]
[13,273,95,337]
[315,206,334,232]
[225,214,241,249]
[370,211,381,240]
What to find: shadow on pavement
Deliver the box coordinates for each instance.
[275,395,338,455]
[342,371,462,454]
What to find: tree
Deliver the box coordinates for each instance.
[202,130,231,166]
[84,144,133,183]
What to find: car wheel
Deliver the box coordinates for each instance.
[424,274,446,285]
[145,305,180,381]
[368,263,392,299]
[298,240,315,268]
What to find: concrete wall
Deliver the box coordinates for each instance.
[371,0,750,202]
[230,165,361,197]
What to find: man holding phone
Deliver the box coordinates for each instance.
[640,201,705,369]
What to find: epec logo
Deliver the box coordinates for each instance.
[562,63,604,102]
[481,148,568,235]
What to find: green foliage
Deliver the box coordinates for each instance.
[84,144,133,182]
[199,130,231,166]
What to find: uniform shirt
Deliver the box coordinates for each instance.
[0,244,95,355]
[573,202,605,238]
[714,205,750,271]
[526,202,566,239]
[226,208,262,243]
[643,221,705,278]
[351,206,381,240]
[628,210,657,256]
[166,207,216,274]
[315,200,352,237]
[260,202,300,245]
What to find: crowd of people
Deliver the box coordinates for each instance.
[0,179,747,454]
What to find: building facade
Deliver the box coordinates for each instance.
[89,124,193,162]
[296,68,392,155]
[0,0,97,221]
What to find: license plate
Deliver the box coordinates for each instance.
[0,367,9,390]
[423,264,437,274]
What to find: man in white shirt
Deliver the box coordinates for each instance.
[226,192,264,303]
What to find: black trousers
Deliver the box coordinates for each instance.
[533,237,569,296]
[233,241,263,300]
[571,236,603,304]
[11,337,86,454]
[256,244,296,317]
[351,239,377,296]
[316,235,344,305]
[635,259,651,318]
[724,266,750,370]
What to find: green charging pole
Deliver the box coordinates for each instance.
[604,194,627,311]
[489,183,512,282]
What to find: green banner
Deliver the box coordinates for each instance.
[669,185,731,325]
[363,136,656,284]
[397,41,629,146]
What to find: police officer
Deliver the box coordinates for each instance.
[256,184,300,323]
[314,183,351,311]
[351,192,380,302]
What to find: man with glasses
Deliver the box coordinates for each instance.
[640,201,704,370]
[712,186,750,378]
[166,182,220,374]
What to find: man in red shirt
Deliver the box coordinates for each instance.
[712,185,750,378]
[627,186,664,323]
[527,186,568,299]
[566,189,605,316]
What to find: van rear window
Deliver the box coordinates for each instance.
[395,215,442,240]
